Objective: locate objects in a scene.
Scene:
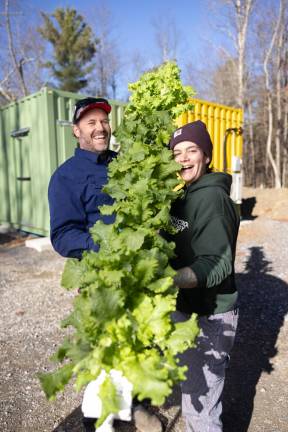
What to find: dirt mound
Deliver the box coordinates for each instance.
[242,187,288,221]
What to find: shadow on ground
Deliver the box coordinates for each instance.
[53,406,84,432]
[54,403,169,432]
[240,197,257,220]
[222,246,288,432]
[0,230,31,248]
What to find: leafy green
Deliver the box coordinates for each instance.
[39,363,74,400]
[40,62,199,426]
[98,375,121,426]
[61,258,85,290]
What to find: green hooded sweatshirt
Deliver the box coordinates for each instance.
[165,171,240,316]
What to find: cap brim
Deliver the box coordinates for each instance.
[75,101,112,122]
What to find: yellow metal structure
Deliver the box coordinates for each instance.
[177,98,243,174]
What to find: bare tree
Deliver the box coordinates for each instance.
[263,0,284,188]
[128,50,149,82]
[207,56,240,106]
[88,2,121,99]
[194,1,255,185]
[4,0,28,96]
[0,0,44,103]
[223,0,255,187]
[275,0,287,186]
[282,6,288,186]
[283,85,288,186]
[182,0,288,188]
[247,102,255,184]
[204,0,254,107]
[233,0,254,108]
[152,13,180,63]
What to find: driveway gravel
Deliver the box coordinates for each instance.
[1,203,288,432]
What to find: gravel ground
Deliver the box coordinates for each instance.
[1,190,288,432]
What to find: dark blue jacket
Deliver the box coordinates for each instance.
[48,148,116,258]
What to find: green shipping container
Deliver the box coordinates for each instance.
[0,87,125,236]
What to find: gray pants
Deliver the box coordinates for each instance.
[173,309,238,432]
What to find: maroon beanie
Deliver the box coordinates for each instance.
[169,120,213,161]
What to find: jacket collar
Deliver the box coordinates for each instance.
[75,147,110,164]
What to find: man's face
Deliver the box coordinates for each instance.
[173,141,210,184]
[73,108,111,153]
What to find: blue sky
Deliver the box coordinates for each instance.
[38,0,209,60]
[3,0,280,100]
[28,0,218,99]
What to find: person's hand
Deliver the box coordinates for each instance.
[174,267,198,289]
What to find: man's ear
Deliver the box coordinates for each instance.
[205,156,211,165]
[73,124,80,138]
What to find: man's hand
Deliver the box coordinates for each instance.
[174,267,198,289]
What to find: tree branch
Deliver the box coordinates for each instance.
[4,0,28,96]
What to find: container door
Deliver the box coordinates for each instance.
[11,128,33,230]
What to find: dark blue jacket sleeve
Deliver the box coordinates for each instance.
[48,172,99,259]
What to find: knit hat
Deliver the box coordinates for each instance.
[169,120,213,161]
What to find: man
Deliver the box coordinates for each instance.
[164,120,240,432]
[48,97,163,432]
[48,97,116,259]
[48,97,116,432]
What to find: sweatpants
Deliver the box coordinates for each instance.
[172,309,238,432]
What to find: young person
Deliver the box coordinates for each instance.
[164,120,240,432]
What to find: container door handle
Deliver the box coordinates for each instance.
[10,127,30,138]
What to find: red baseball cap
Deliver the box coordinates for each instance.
[73,97,111,123]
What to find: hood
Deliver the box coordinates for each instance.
[186,172,232,195]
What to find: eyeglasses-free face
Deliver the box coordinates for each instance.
[73,108,111,153]
[173,141,210,184]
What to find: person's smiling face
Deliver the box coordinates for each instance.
[73,108,111,153]
[173,141,210,184]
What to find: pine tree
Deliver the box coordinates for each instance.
[38,8,97,92]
